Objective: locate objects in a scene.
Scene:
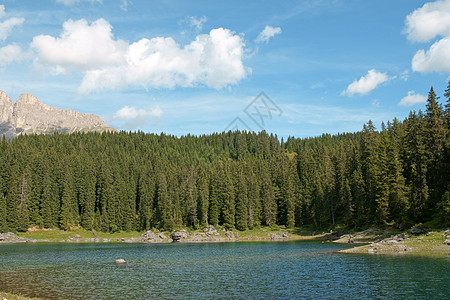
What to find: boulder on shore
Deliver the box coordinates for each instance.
[170,230,188,242]
[410,227,426,235]
[0,232,34,243]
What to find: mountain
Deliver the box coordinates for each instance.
[0,91,116,138]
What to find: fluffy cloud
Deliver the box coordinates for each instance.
[404,0,450,42]
[398,91,427,106]
[412,37,450,72]
[0,44,24,66]
[343,69,389,96]
[31,18,248,94]
[255,25,282,43]
[405,0,450,72]
[112,105,163,129]
[0,5,25,41]
[55,0,102,6]
[31,19,128,72]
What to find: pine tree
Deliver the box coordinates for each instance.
[197,166,210,227]
[218,162,235,229]
[137,166,155,231]
[424,87,446,215]
[260,161,276,226]
[59,162,79,230]
[404,111,429,222]
[234,166,248,230]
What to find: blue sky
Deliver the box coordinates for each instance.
[1,0,449,138]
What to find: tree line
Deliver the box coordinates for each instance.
[0,83,449,232]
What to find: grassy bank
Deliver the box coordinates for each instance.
[16,228,142,243]
[4,226,449,257]
[11,226,319,244]
[338,230,450,256]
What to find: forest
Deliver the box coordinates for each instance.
[0,83,449,233]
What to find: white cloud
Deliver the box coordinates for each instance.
[187,16,207,31]
[405,0,450,72]
[255,25,282,43]
[0,5,5,19]
[31,19,128,72]
[0,44,24,66]
[412,37,450,72]
[112,105,163,129]
[404,0,450,42]
[0,5,25,41]
[342,69,389,97]
[56,0,102,6]
[120,0,131,11]
[31,18,248,94]
[398,91,427,106]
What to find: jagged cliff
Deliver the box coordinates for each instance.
[0,90,116,138]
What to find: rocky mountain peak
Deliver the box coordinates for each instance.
[0,90,116,139]
[16,93,41,106]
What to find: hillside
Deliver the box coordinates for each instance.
[0,85,449,233]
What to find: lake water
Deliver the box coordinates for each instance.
[0,241,449,299]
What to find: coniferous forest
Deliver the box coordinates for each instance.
[0,84,449,233]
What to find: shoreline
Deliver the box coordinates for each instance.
[0,226,321,245]
[1,226,449,257]
[336,229,450,257]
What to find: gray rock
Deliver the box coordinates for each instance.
[170,230,188,242]
[204,225,218,236]
[0,232,32,243]
[393,233,405,241]
[444,239,450,245]
[410,227,426,235]
[0,90,116,139]
[225,231,235,239]
[142,230,159,241]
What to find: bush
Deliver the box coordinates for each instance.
[109,224,118,234]
[0,225,16,234]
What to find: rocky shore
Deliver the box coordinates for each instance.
[2,226,449,257]
[337,228,450,256]
[0,232,37,244]
[0,225,299,245]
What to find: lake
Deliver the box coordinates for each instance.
[0,241,449,299]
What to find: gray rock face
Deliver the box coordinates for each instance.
[170,229,188,242]
[0,90,116,138]
[0,232,35,243]
[141,230,167,243]
[204,225,219,236]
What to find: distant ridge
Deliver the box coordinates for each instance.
[0,90,116,139]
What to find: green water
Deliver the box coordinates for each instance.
[0,241,449,299]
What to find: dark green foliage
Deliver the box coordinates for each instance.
[0,84,449,232]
